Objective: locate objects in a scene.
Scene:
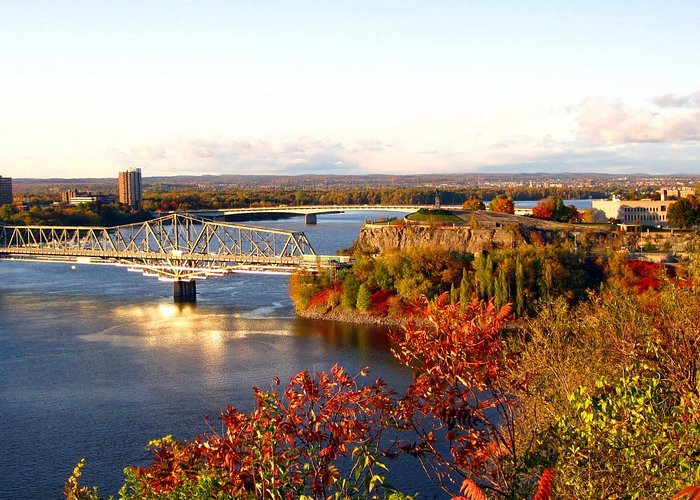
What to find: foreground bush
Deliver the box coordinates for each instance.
[68,280,700,498]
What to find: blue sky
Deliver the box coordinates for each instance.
[1,1,699,177]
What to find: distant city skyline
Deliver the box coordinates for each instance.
[1,1,699,178]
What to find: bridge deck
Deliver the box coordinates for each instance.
[0,214,348,282]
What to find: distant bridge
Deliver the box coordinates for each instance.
[0,214,348,300]
[186,204,446,224]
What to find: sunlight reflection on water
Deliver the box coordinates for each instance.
[0,211,436,498]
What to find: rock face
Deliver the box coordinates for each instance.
[635,230,698,254]
[357,224,559,253]
[357,222,698,255]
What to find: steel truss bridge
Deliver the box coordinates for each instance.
[0,214,348,300]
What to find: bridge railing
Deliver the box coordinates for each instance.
[0,214,317,259]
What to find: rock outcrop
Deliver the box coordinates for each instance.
[358,224,519,253]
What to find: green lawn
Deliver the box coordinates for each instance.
[406,208,463,223]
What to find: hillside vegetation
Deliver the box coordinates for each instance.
[68,250,700,498]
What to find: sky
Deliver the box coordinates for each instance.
[1,0,699,178]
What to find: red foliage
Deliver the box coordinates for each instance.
[624,259,664,292]
[308,288,332,309]
[307,284,342,310]
[531,201,554,220]
[490,197,515,214]
[129,365,392,498]
[122,295,531,498]
[454,478,487,499]
[370,289,394,315]
[390,293,519,495]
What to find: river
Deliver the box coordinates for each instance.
[1,211,451,499]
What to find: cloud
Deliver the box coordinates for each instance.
[575,96,700,144]
[476,141,700,175]
[355,138,389,152]
[129,144,168,160]
[652,90,700,108]
[105,97,700,178]
[119,136,372,175]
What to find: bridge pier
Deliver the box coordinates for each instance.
[305,213,317,224]
[173,280,197,302]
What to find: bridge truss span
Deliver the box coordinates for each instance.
[0,214,342,287]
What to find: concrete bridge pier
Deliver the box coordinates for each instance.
[305,213,317,224]
[173,280,197,302]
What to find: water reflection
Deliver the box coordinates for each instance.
[0,212,424,497]
[295,316,395,351]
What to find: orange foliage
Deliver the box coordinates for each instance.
[673,486,700,499]
[533,469,554,500]
[454,479,487,500]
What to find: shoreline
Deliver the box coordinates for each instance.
[295,307,407,327]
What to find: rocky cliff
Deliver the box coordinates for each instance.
[357,224,524,253]
[357,221,697,255]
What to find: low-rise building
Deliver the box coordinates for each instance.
[660,186,696,200]
[592,187,696,228]
[61,189,115,205]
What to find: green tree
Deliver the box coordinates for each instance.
[356,283,372,311]
[449,283,458,304]
[474,253,495,299]
[552,371,700,499]
[0,203,17,221]
[668,196,700,229]
[538,259,554,302]
[341,274,359,310]
[459,267,469,308]
[494,268,509,308]
[373,261,394,290]
[515,258,525,316]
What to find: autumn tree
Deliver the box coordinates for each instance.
[114,366,399,499]
[513,274,700,498]
[390,295,536,497]
[341,274,359,309]
[488,195,515,214]
[531,197,579,222]
[463,199,486,210]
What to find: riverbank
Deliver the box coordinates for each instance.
[295,307,407,327]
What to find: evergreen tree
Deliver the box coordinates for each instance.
[475,253,494,300]
[341,274,359,310]
[515,258,526,316]
[356,283,372,311]
[495,268,509,308]
[450,283,458,305]
[485,255,495,298]
[459,267,469,309]
[539,259,554,302]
